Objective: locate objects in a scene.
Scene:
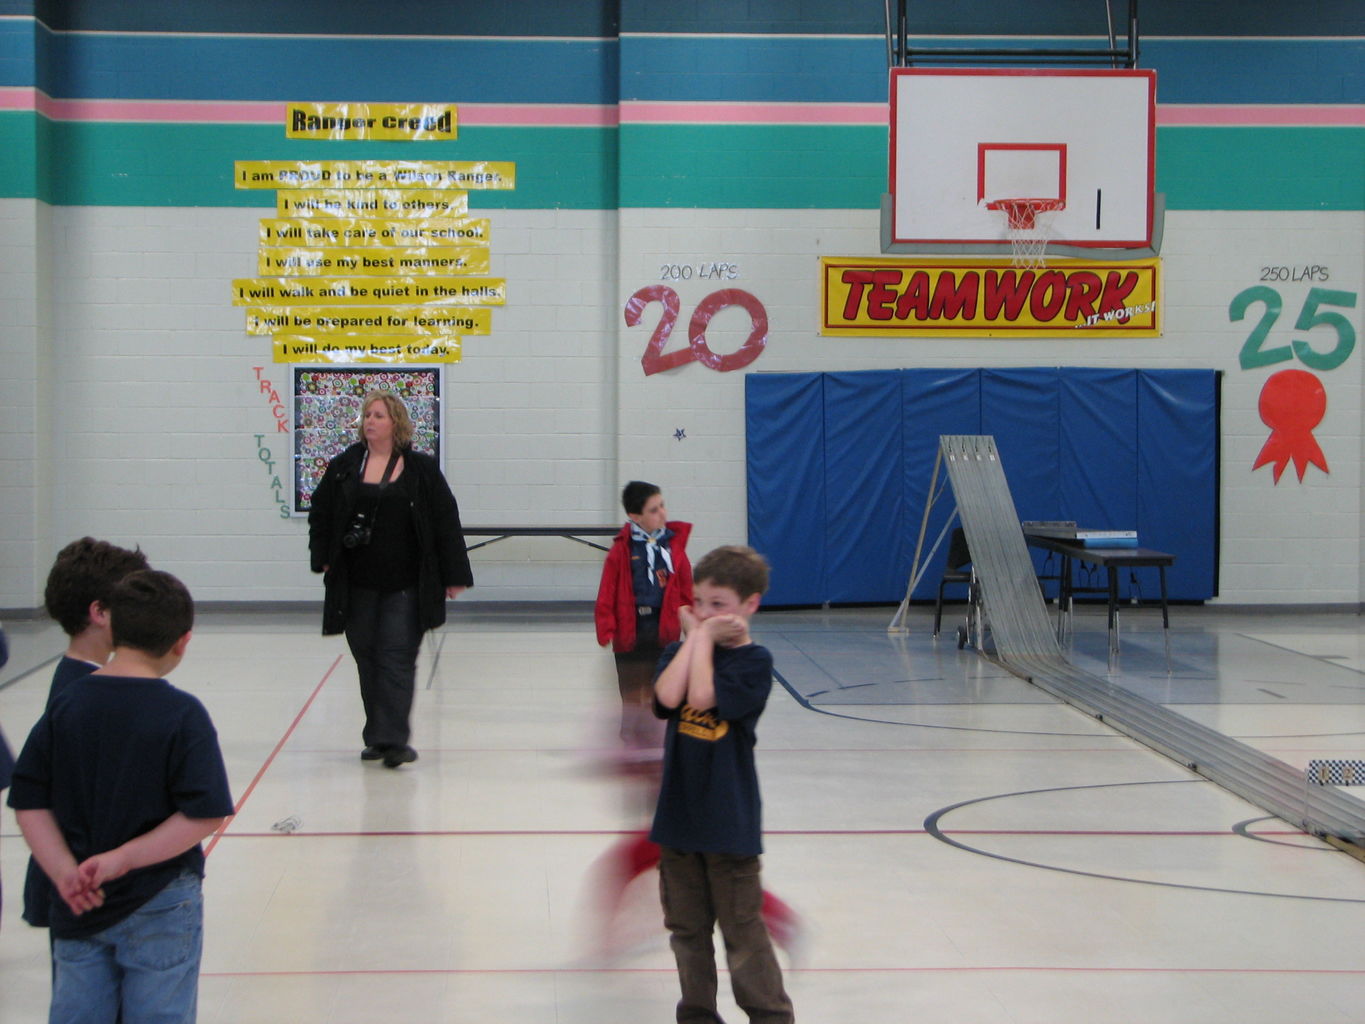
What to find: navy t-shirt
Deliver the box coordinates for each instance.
[0,727,12,792]
[8,674,235,939]
[47,654,101,708]
[0,726,10,920]
[649,641,774,856]
[24,655,101,927]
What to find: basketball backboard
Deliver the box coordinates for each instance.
[888,68,1156,252]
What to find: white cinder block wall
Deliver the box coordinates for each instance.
[3,202,1362,609]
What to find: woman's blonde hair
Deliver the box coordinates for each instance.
[356,390,414,447]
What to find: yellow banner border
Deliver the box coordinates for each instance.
[259,217,490,248]
[236,160,515,191]
[233,277,506,307]
[245,306,492,337]
[820,256,1162,338]
[273,334,462,363]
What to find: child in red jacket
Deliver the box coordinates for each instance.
[595,481,694,721]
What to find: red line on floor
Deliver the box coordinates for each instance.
[201,965,1365,978]
[207,826,1305,839]
[204,653,343,857]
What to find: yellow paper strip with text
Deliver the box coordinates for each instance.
[236,160,515,190]
[245,307,491,336]
[273,335,462,363]
[285,102,457,141]
[258,246,491,276]
[276,189,468,219]
[821,257,1161,337]
[233,277,505,306]
[259,218,490,247]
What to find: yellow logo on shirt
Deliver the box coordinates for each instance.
[678,704,728,742]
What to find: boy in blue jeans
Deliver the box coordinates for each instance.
[651,545,794,1024]
[9,570,234,1023]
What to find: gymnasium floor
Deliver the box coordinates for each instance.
[1,601,1363,1023]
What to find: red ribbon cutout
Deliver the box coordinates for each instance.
[1252,368,1329,483]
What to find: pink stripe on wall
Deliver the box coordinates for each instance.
[1158,104,1365,126]
[3,89,1360,128]
[620,100,888,125]
[1,91,618,127]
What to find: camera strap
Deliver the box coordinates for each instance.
[378,449,400,487]
[359,448,402,488]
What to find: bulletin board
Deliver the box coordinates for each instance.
[291,366,444,513]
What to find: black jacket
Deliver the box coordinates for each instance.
[308,442,473,635]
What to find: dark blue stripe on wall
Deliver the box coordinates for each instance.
[1143,39,1365,104]
[623,36,887,103]
[20,0,1363,37]
[623,36,1364,105]
[31,32,620,103]
[28,0,618,36]
[0,20,33,88]
[622,0,1365,37]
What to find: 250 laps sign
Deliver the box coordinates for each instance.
[821,257,1161,338]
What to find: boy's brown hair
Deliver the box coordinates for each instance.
[692,545,770,601]
[109,570,194,658]
[44,537,150,636]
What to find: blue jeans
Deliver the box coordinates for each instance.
[50,871,203,1024]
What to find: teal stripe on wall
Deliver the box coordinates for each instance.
[0,112,36,195]
[620,124,1364,211]
[620,124,883,209]
[1157,127,1365,210]
[1,118,1359,211]
[0,122,618,208]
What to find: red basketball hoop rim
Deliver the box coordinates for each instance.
[987,197,1066,231]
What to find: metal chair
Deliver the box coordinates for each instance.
[932,527,974,641]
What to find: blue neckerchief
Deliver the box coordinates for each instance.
[628,521,675,586]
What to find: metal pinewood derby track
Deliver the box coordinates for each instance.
[940,434,1365,850]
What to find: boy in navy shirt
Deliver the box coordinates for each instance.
[25,537,151,934]
[9,570,234,1023]
[651,545,794,1023]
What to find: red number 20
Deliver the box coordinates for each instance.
[624,286,769,376]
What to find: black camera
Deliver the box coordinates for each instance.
[341,510,373,549]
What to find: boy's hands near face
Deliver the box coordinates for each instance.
[703,614,748,648]
[678,605,699,636]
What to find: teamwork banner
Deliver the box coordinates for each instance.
[258,246,490,276]
[236,160,516,190]
[273,335,461,364]
[233,277,506,306]
[821,257,1161,337]
[245,307,492,336]
[258,217,490,247]
[277,189,468,219]
[285,102,457,141]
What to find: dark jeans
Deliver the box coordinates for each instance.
[614,608,662,739]
[344,586,422,750]
[659,847,794,1024]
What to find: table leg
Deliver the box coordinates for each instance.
[1107,566,1120,664]
[1159,566,1171,669]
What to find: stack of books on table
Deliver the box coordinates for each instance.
[1020,520,1077,539]
[1022,522,1139,547]
[1075,529,1138,548]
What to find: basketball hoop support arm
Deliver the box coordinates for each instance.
[889,0,1140,69]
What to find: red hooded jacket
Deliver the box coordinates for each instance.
[595,520,693,652]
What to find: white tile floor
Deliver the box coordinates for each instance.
[2,603,1363,1023]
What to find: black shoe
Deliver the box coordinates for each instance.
[361,746,384,761]
[383,746,418,768]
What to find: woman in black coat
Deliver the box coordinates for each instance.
[308,391,472,767]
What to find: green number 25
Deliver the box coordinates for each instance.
[1232,286,1358,371]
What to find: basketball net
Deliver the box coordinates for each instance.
[994,198,1064,269]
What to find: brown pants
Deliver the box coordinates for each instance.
[658,847,794,1024]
